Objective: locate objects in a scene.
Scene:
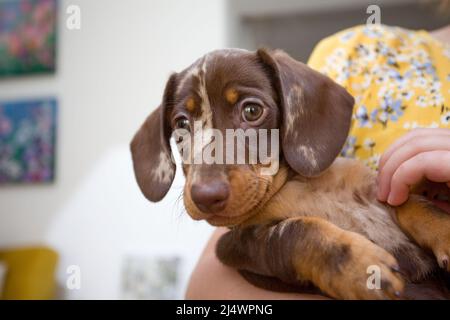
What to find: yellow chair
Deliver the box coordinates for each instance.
[0,246,58,300]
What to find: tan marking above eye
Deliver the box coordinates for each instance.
[225,88,239,105]
[186,97,196,112]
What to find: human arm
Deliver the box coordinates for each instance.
[185,227,326,299]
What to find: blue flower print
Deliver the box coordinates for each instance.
[355,105,371,127]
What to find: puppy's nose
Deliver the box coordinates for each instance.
[191,180,230,213]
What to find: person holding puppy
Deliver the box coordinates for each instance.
[186,24,450,299]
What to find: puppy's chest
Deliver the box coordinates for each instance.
[260,159,410,252]
[247,158,436,280]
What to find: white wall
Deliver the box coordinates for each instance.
[0,0,225,299]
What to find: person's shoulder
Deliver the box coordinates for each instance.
[308,24,414,67]
[307,24,425,81]
[307,25,366,71]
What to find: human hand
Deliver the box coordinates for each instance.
[377,128,450,211]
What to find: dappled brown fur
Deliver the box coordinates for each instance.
[131,48,450,299]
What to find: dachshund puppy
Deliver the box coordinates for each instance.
[131,48,450,299]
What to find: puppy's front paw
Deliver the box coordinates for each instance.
[433,245,450,271]
[427,213,450,272]
[408,200,450,272]
[427,227,450,272]
[395,195,450,272]
[321,234,405,300]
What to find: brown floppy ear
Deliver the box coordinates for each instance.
[257,48,354,177]
[130,74,177,202]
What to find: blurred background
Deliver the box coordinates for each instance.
[0,0,448,300]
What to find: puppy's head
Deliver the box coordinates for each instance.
[131,49,354,226]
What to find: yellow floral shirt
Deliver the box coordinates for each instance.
[308,24,450,170]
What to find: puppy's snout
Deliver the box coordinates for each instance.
[191,180,230,213]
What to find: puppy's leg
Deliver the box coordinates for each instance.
[395,194,450,271]
[216,217,404,300]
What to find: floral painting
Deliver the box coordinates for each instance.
[0,0,57,77]
[0,98,57,183]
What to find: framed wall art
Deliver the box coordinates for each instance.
[0,97,57,183]
[0,0,57,77]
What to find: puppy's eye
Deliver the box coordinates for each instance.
[242,104,263,123]
[174,117,190,131]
